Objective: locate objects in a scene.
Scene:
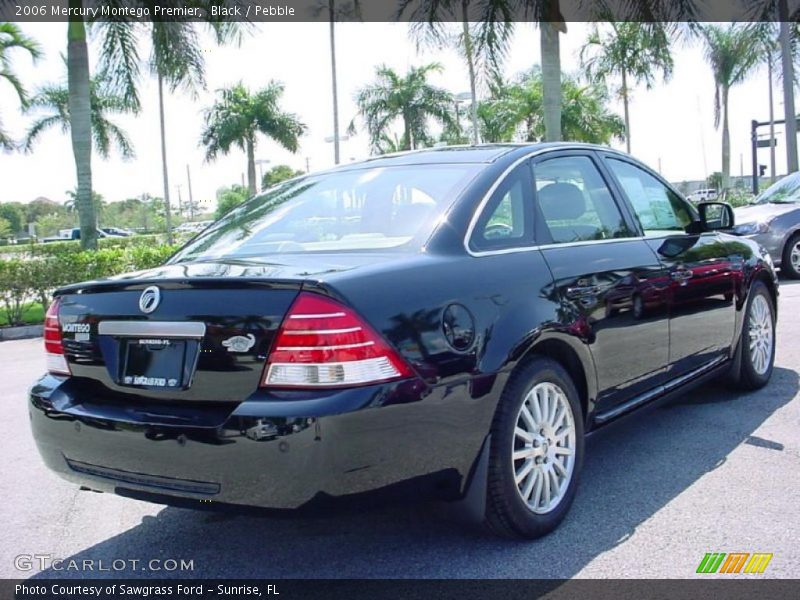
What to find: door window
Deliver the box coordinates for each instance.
[532,155,633,244]
[606,159,694,236]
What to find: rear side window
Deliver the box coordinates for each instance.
[606,159,694,235]
[532,155,633,244]
[470,165,532,251]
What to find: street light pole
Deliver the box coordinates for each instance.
[768,56,777,183]
[328,0,341,165]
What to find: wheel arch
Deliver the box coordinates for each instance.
[516,335,597,425]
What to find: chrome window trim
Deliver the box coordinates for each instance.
[464,146,643,257]
[464,148,549,257]
[98,321,206,338]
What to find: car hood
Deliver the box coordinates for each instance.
[734,203,799,223]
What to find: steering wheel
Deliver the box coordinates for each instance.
[484,223,514,240]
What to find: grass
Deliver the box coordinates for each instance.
[0,302,45,327]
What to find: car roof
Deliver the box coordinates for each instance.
[321,142,629,172]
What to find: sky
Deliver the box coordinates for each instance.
[0,21,792,207]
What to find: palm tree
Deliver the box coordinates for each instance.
[580,22,673,153]
[66,7,97,249]
[350,63,456,153]
[97,13,244,245]
[23,75,135,161]
[64,190,105,223]
[459,0,696,144]
[477,68,624,145]
[59,3,244,249]
[560,75,626,144]
[407,1,513,145]
[201,82,306,196]
[699,24,761,191]
[0,23,41,150]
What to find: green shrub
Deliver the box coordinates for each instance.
[0,242,179,326]
[0,259,34,326]
[1,234,166,257]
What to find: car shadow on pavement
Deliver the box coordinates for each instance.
[31,367,798,579]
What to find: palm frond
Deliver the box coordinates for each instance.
[22,115,64,153]
[94,20,142,112]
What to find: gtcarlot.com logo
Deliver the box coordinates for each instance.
[696,552,773,574]
[14,554,194,573]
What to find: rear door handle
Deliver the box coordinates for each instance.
[566,285,600,298]
[671,268,693,282]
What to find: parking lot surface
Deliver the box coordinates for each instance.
[1,281,798,579]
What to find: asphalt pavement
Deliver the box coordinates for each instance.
[1,281,798,579]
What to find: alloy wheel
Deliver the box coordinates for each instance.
[748,294,774,376]
[791,241,800,273]
[512,382,576,514]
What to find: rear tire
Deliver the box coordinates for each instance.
[485,357,584,539]
[730,281,776,390]
[781,233,800,279]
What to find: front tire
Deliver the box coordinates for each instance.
[732,281,776,390]
[485,357,584,539]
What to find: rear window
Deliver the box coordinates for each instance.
[171,165,479,262]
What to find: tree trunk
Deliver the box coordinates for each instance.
[461,0,479,145]
[328,0,341,164]
[66,5,96,250]
[779,8,798,173]
[403,116,413,150]
[246,136,257,196]
[721,85,730,191]
[540,22,562,142]
[621,69,631,154]
[157,73,174,245]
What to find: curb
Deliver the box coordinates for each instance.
[0,324,43,341]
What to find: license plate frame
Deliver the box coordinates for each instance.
[120,338,187,389]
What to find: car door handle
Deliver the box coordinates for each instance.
[566,285,601,298]
[671,268,693,282]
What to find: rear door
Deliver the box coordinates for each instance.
[530,151,671,414]
[602,155,737,378]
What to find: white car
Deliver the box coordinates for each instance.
[687,188,719,203]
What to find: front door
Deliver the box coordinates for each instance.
[530,152,671,413]
[603,157,737,378]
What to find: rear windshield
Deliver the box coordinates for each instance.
[171,164,479,262]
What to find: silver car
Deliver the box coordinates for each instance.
[734,172,800,278]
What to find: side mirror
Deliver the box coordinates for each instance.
[698,201,735,231]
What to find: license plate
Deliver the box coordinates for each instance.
[121,338,186,388]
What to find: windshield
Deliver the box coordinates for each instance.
[752,172,800,204]
[171,164,480,262]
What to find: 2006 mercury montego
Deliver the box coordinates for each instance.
[31,144,777,538]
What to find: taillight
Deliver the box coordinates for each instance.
[44,298,70,376]
[262,292,413,388]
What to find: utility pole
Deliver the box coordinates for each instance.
[780,0,798,173]
[186,164,195,218]
[176,185,183,218]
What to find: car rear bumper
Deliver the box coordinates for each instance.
[29,374,497,511]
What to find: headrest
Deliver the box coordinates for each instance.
[538,183,586,221]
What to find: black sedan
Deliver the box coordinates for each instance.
[31,143,778,539]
